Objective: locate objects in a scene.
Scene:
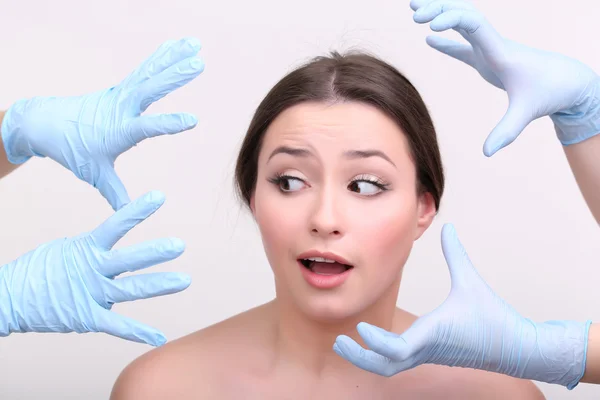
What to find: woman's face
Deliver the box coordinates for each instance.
[251,101,436,321]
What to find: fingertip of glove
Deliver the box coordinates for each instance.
[429,21,447,32]
[409,0,421,12]
[441,223,461,248]
[181,37,202,51]
[189,57,205,73]
[483,146,496,157]
[332,342,343,356]
[425,35,443,47]
[413,13,425,23]
[144,190,167,206]
[483,139,503,157]
[182,113,199,128]
[356,321,372,332]
[176,273,192,288]
[168,238,186,253]
[441,223,456,236]
[333,335,351,353]
[153,335,167,347]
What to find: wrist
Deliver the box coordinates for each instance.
[550,77,600,145]
[581,323,600,385]
[1,99,38,164]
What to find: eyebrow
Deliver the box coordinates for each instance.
[344,149,396,168]
[267,146,396,168]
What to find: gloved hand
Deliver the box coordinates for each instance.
[0,191,189,346]
[410,0,600,156]
[1,37,205,210]
[333,223,591,389]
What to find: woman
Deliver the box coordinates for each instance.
[110,51,544,399]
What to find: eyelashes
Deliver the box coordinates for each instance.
[267,173,306,192]
[349,174,390,195]
[268,173,390,196]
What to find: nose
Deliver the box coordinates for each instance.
[309,187,343,238]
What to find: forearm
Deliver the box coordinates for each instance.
[0,110,22,179]
[563,134,600,225]
[581,323,600,384]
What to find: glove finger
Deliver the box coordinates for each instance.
[106,272,191,304]
[427,9,504,57]
[91,191,166,250]
[357,320,431,362]
[121,38,201,88]
[101,237,185,278]
[333,335,408,377]
[483,100,531,157]
[410,0,435,11]
[125,113,198,145]
[95,307,167,346]
[429,9,481,32]
[94,165,131,212]
[137,56,205,113]
[425,35,475,67]
[413,0,475,23]
[119,40,176,87]
[441,223,489,290]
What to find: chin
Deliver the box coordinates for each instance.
[293,291,368,323]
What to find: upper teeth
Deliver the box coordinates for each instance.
[306,257,336,263]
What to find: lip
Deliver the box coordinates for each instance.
[297,251,353,266]
[297,250,353,289]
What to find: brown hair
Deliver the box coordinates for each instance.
[234,51,444,210]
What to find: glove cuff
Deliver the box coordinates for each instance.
[1,99,37,164]
[551,77,600,145]
[0,265,19,336]
[566,320,592,390]
[525,319,591,389]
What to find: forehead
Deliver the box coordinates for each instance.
[259,101,412,162]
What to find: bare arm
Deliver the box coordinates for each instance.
[0,111,22,179]
[563,134,600,225]
[581,324,600,384]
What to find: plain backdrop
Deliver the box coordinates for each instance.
[0,0,598,399]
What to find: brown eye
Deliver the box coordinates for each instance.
[280,179,290,191]
[348,176,389,196]
[269,175,306,192]
[348,181,379,195]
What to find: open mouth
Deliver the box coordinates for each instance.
[299,257,353,275]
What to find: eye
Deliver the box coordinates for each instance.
[268,174,307,193]
[348,175,389,196]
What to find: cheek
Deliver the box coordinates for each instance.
[253,183,303,265]
[353,192,419,269]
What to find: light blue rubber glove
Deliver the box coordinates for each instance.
[0,191,189,346]
[1,38,204,210]
[410,0,600,156]
[334,224,591,389]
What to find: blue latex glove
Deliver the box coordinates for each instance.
[334,224,591,389]
[410,0,600,156]
[0,191,189,346]
[1,38,205,210]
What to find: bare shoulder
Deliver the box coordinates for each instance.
[109,332,215,400]
[391,309,546,399]
[110,303,274,400]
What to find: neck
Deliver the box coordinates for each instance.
[270,278,402,377]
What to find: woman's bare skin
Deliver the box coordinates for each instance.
[111,302,545,400]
